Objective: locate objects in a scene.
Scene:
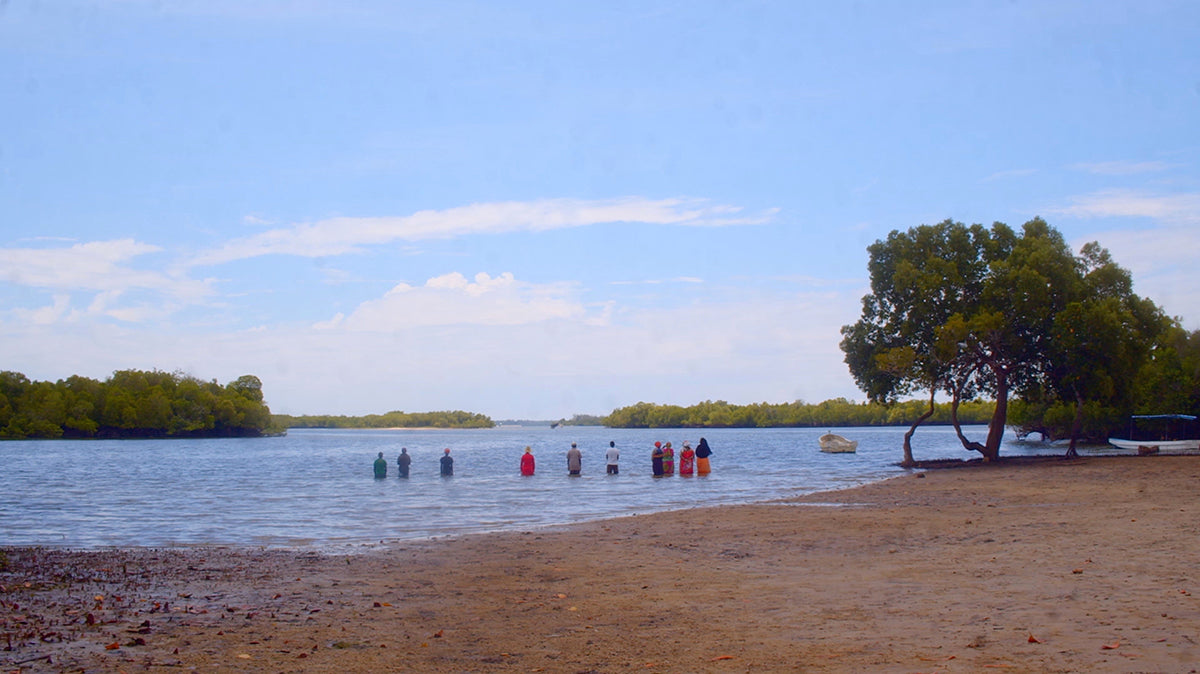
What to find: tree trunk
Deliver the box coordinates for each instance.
[950,385,987,455]
[1065,386,1084,458]
[900,388,936,468]
[981,370,1008,462]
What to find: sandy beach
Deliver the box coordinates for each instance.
[3,455,1199,673]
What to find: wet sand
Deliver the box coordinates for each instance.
[3,455,1199,673]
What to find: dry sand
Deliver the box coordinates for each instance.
[3,455,1199,673]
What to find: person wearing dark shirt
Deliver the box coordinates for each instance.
[695,437,713,475]
[440,448,454,476]
[397,447,411,478]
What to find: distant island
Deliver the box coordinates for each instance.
[600,398,995,429]
[275,410,493,429]
[0,370,278,440]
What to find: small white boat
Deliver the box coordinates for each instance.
[1108,414,1200,454]
[819,433,858,453]
[1107,438,1200,453]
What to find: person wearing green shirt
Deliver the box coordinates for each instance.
[373,452,388,479]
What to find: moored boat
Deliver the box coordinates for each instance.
[819,432,858,453]
[1108,414,1200,453]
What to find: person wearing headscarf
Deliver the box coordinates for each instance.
[662,441,675,475]
[651,441,665,477]
[520,446,536,476]
[679,441,695,476]
[695,437,712,475]
[440,448,454,476]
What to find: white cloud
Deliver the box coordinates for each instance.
[1071,160,1172,176]
[1050,189,1200,225]
[610,277,704,286]
[0,239,214,324]
[191,197,778,267]
[1079,226,1200,327]
[1058,189,1200,327]
[0,279,865,418]
[325,272,587,330]
[13,294,73,326]
[0,239,212,299]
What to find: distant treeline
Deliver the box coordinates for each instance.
[0,370,277,440]
[276,410,494,429]
[602,398,995,428]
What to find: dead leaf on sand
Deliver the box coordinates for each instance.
[1101,641,1120,650]
[1028,634,1042,643]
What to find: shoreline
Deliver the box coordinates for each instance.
[4,455,1199,672]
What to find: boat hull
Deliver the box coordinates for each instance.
[819,434,858,453]
[1108,438,1200,452]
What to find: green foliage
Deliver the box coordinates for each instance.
[275,410,494,429]
[0,370,276,440]
[602,398,994,428]
[841,217,1173,459]
[562,414,606,426]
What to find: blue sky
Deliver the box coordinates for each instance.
[2,1,1198,419]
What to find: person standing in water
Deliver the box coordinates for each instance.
[520,446,536,476]
[651,442,665,477]
[397,448,411,478]
[662,441,675,475]
[566,442,582,476]
[679,441,696,476]
[605,440,620,475]
[373,452,388,479]
[440,448,454,476]
[695,437,712,475]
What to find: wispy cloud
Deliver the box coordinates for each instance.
[316,272,588,331]
[0,239,214,324]
[191,198,778,267]
[610,277,704,286]
[1071,160,1172,176]
[1050,189,1200,225]
[0,239,212,299]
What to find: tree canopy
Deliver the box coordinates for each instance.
[841,218,1170,462]
[602,398,994,429]
[275,410,494,429]
[0,370,278,440]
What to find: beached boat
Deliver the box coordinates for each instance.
[1108,414,1200,453]
[819,433,858,453]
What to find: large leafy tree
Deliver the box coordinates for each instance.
[1037,244,1168,454]
[842,217,1155,462]
[0,370,277,440]
[841,219,1004,463]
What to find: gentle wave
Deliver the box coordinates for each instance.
[0,425,1076,550]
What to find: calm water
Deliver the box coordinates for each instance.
[0,425,1084,550]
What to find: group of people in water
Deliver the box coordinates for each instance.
[372,438,713,478]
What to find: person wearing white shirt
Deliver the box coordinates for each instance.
[605,441,620,475]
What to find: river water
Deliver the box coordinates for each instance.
[0,425,1091,550]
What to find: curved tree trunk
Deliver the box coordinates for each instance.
[900,388,936,468]
[950,386,987,455]
[980,370,1008,462]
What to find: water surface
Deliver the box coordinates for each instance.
[0,425,1081,549]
